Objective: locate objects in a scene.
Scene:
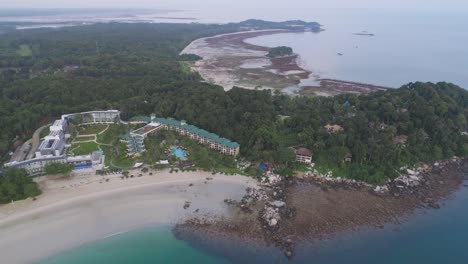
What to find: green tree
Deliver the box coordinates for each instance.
[44,163,73,175]
[0,168,41,204]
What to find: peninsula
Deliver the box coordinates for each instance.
[181,20,388,96]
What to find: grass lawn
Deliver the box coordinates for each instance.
[71,142,99,155]
[75,135,95,141]
[101,142,135,169]
[17,44,32,57]
[77,124,108,135]
[96,124,127,145]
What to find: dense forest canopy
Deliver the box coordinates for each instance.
[0,22,467,184]
[0,168,41,203]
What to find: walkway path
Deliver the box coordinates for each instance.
[97,125,110,135]
[9,139,32,163]
[69,125,113,156]
[25,124,51,160]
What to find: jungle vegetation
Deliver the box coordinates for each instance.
[0,22,466,185]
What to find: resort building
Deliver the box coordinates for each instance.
[35,118,67,159]
[344,153,353,162]
[5,151,104,176]
[121,114,240,157]
[324,124,344,134]
[293,147,313,164]
[154,116,240,156]
[394,135,409,146]
[35,130,66,158]
[4,110,114,176]
[4,156,67,176]
[128,116,152,124]
[62,110,121,125]
[50,119,68,132]
[120,121,163,156]
[120,133,146,156]
[67,151,104,170]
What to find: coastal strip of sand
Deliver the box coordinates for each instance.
[181,29,310,92]
[0,170,257,264]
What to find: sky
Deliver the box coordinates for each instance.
[1,0,468,11]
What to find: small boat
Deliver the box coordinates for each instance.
[337,53,343,56]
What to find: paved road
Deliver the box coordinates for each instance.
[9,139,32,163]
[25,124,51,160]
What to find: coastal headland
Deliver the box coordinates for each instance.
[181,30,309,91]
[182,29,389,96]
[175,158,468,259]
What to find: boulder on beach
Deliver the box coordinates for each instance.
[270,200,286,208]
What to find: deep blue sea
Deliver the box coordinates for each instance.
[39,180,468,264]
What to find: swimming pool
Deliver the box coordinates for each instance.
[171,146,187,161]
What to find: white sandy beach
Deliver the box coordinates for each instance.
[0,170,257,264]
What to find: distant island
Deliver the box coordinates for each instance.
[353,31,375,36]
[233,19,322,32]
[267,46,294,58]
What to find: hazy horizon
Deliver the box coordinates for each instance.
[1,0,468,12]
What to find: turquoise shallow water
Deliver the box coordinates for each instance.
[38,226,231,264]
[38,180,468,264]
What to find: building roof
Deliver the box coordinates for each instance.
[129,116,151,123]
[52,119,66,127]
[324,124,344,133]
[394,135,408,144]
[295,147,312,157]
[62,110,120,120]
[154,117,240,148]
[5,156,67,167]
[47,130,63,138]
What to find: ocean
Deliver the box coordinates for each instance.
[39,179,468,264]
[2,8,466,88]
[245,9,468,89]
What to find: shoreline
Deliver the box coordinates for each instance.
[0,159,466,262]
[174,158,468,259]
[181,29,311,92]
[0,170,257,264]
[182,29,388,96]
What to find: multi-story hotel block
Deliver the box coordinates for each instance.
[4,110,117,175]
[62,110,121,125]
[121,114,240,157]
